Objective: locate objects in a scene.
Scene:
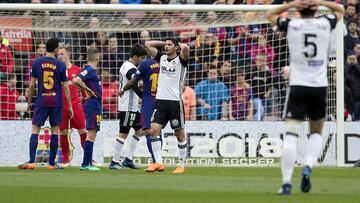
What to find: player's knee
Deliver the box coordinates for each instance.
[150,127,160,137]
[285,119,301,137]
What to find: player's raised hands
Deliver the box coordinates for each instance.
[290,0,309,10]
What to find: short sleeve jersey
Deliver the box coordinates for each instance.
[30,56,67,107]
[277,14,337,87]
[77,65,102,109]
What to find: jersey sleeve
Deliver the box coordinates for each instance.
[78,67,93,81]
[30,61,38,78]
[276,17,291,33]
[134,62,146,81]
[179,56,189,68]
[60,63,68,82]
[126,68,137,80]
[154,50,162,62]
[324,13,337,30]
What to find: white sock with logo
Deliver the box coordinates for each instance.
[304,133,323,168]
[112,137,125,163]
[281,135,298,184]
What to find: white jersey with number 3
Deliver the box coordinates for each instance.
[156,53,187,101]
[277,14,337,87]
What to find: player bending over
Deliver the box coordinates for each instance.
[267,0,344,195]
[57,46,87,167]
[144,39,190,174]
[122,56,160,167]
[109,44,147,170]
[73,47,103,171]
[18,38,73,170]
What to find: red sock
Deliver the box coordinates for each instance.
[60,135,70,163]
[80,133,87,149]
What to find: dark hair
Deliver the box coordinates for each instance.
[6,72,16,81]
[165,38,180,46]
[87,47,99,62]
[346,4,356,9]
[130,43,147,57]
[209,64,218,70]
[46,38,60,53]
[348,18,358,27]
[299,7,317,18]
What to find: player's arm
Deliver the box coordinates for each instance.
[27,77,36,110]
[317,0,345,21]
[266,0,307,25]
[72,77,97,98]
[123,78,139,91]
[179,43,190,61]
[125,68,143,98]
[63,81,74,120]
[145,40,165,58]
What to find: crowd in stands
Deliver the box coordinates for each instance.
[0,0,355,122]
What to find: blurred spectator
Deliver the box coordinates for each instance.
[101,70,119,119]
[0,73,20,120]
[182,80,196,121]
[95,31,108,53]
[218,60,233,88]
[139,30,151,45]
[173,11,197,44]
[353,42,360,63]
[344,4,357,26]
[250,33,275,75]
[79,16,100,64]
[246,54,272,121]
[0,37,14,74]
[345,53,360,120]
[345,19,360,57]
[227,11,252,66]
[101,36,124,79]
[230,69,253,121]
[25,40,46,82]
[195,65,230,120]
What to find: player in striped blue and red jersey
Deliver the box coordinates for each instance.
[123,58,160,165]
[18,38,73,170]
[73,47,102,171]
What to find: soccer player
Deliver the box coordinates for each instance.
[57,47,87,167]
[18,38,73,170]
[144,39,190,174]
[73,47,102,171]
[122,57,160,166]
[109,44,147,169]
[267,0,344,195]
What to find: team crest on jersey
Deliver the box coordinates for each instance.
[80,70,88,76]
[171,60,177,66]
[171,119,179,127]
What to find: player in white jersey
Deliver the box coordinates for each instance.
[109,44,147,170]
[267,0,344,195]
[144,38,190,174]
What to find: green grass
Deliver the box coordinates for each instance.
[0,167,359,203]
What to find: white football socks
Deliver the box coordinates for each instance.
[124,135,140,160]
[304,133,323,168]
[281,135,298,184]
[151,136,162,164]
[178,141,187,167]
[112,137,125,163]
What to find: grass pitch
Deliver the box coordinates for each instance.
[0,167,359,203]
